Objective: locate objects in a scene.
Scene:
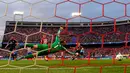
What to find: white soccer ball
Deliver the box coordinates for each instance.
[116,53,123,61]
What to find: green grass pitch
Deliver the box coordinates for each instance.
[0,59,130,73]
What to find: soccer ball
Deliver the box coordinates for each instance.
[116,52,123,61]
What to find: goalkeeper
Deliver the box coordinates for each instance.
[16,26,74,60]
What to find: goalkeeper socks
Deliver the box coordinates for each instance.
[25,54,34,59]
[16,54,34,61]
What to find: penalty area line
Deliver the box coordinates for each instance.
[0,66,127,70]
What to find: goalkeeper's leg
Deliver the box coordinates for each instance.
[26,43,48,51]
[16,53,36,61]
[16,48,49,61]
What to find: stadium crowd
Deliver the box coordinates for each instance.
[1,23,130,59]
[3,24,130,43]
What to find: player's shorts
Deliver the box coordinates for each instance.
[80,52,84,55]
[75,50,80,54]
[12,52,17,57]
[28,52,32,55]
[10,46,15,51]
[38,49,49,56]
[37,44,48,51]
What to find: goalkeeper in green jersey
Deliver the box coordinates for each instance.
[16,26,74,60]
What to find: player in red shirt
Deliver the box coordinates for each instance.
[40,35,47,44]
[40,34,48,61]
